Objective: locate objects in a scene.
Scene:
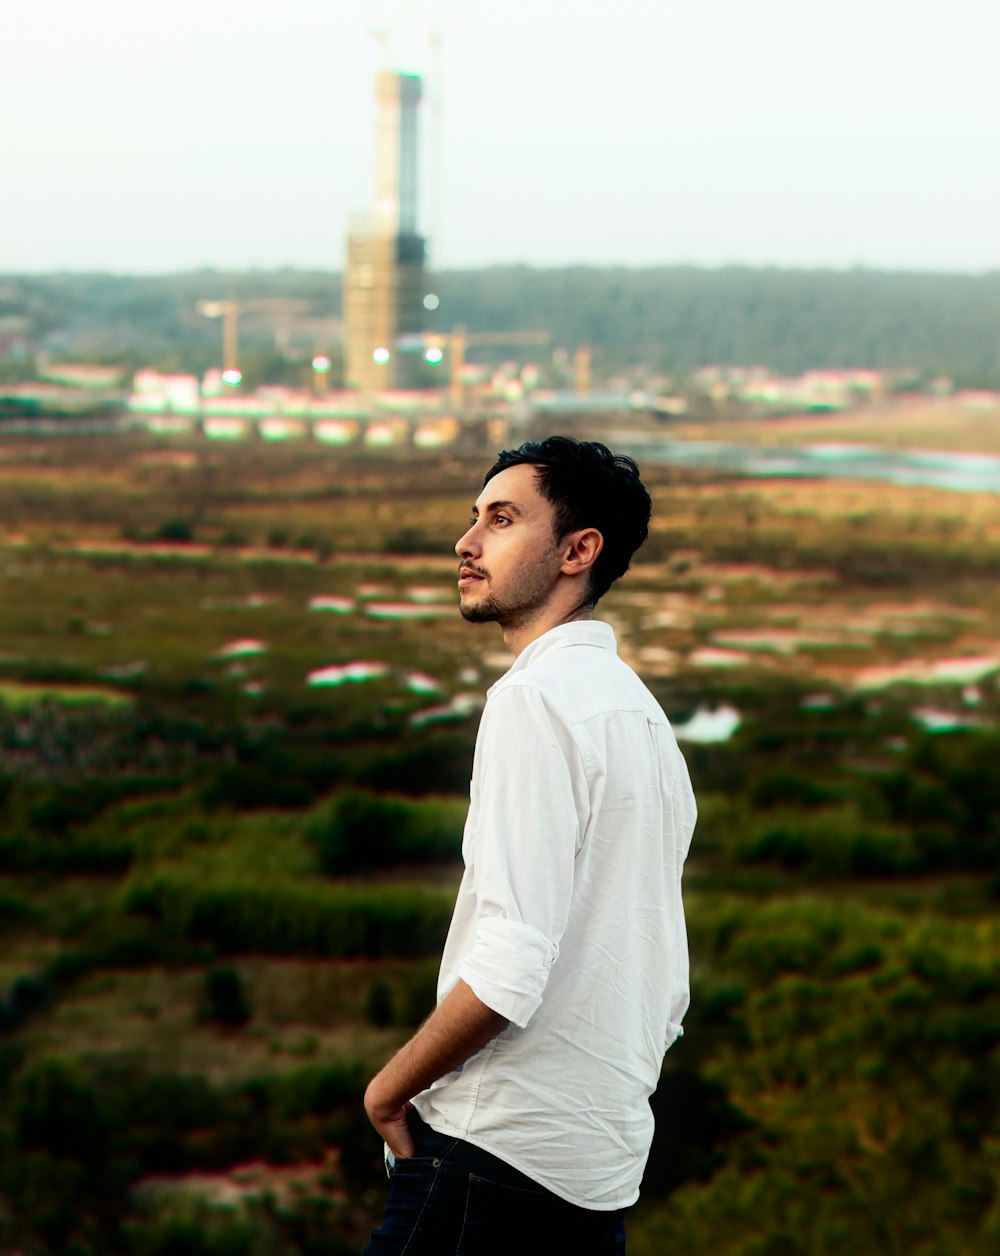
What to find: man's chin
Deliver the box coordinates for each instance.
[459,597,500,624]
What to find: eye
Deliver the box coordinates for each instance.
[493,514,512,527]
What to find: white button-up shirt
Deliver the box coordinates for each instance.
[412,620,696,1210]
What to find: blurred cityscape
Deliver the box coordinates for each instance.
[2,67,999,453]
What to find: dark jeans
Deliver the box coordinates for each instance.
[363,1113,627,1256]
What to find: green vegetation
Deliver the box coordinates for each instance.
[306,792,466,875]
[0,435,997,1253]
[440,265,1000,387]
[632,895,1000,1256]
[4,266,1000,385]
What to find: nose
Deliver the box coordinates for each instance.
[455,521,479,558]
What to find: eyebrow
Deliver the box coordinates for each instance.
[471,498,523,519]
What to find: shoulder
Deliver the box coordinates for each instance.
[492,644,666,730]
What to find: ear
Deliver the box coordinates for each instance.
[559,527,603,578]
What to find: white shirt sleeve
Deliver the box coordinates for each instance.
[458,682,586,1028]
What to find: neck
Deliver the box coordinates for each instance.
[502,601,594,657]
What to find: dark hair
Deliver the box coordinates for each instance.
[484,436,651,605]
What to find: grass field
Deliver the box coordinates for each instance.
[673,394,1000,454]
[0,426,998,1255]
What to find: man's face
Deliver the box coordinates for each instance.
[454,464,565,629]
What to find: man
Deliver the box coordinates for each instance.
[364,437,696,1255]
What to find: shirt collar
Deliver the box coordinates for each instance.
[494,620,617,687]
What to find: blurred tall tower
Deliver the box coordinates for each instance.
[345,71,427,391]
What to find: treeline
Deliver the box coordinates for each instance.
[437,265,1000,385]
[3,265,1000,385]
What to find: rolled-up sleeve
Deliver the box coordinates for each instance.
[460,917,559,1027]
[457,683,585,1029]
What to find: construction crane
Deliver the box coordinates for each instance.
[575,344,592,396]
[196,298,314,382]
[196,300,240,380]
[421,326,552,411]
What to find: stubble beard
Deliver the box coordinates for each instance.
[459,575,509,624]
[458,548,562,629]
[459,595,502,624]
[460,591,545,630]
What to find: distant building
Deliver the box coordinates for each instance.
[131,370,200,413]
[38,362,127,389]
[695,365,889,413]
[344,72,427,391]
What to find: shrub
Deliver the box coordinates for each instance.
[382,527,443,555]
[357,728,476,796]
[643,1069,753,1197]
[154,519,194,543]
[104,1070,237,1175]
[878,730,1000,870]
[684,793,746,859]
[738,805,920,876]
[0,890,39,931]
[1,1055,115,1252]
[122,1195,274,1256]
[122,1192,360,1256]
[0,826,136,875]
[202,967,252,1027]
[266,1060,367,1120]
[8,975,48,1021]
[27,780,138,836]
[201,765,316,812]
[306,790,464,876]
[119,872,453,959]
[364,978,394,1028]
[397,958,440,1028]
[215,529,250,548]
[748,769,841,810]
[11,1054,109,1166]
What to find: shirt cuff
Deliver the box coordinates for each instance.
[664,1021,685,1051]
[458,916,559,1028]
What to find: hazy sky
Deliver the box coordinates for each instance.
[4,0,998,274]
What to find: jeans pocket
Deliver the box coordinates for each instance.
[457,1174,625,1256]
[456,1173,555,1256]
[365,1155,451,1256]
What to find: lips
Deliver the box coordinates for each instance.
[458,564,487,589]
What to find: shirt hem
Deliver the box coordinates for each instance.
[410,1108,640,1212]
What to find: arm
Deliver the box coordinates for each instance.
[366,689,577,1155]
[364,978,508,1157]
